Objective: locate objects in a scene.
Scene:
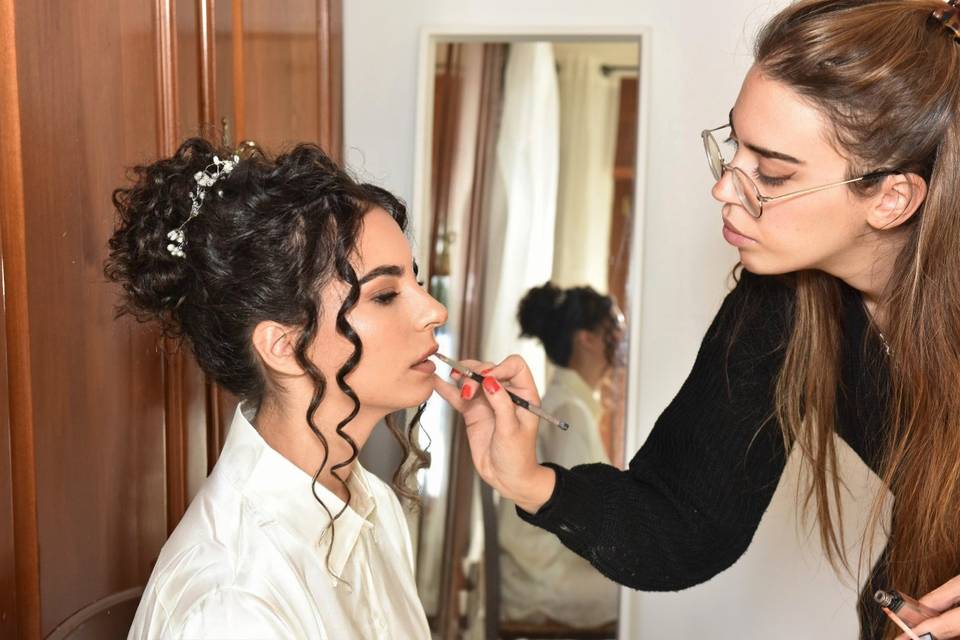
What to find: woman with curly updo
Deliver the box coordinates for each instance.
[107,138,445,639]
[497,283,623,628]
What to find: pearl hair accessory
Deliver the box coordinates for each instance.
[166,154,239,258]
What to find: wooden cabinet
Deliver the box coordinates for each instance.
[0,1,342,637]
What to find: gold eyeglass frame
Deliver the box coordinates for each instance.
[701,124,897,218]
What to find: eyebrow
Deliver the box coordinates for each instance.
[358,265,404,285]
[728,109,804,165]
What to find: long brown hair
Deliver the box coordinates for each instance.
[755,1,960,634]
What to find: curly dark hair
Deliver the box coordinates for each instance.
[517,282,619,368]
[104,137,430,528]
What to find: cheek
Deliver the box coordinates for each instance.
[750,195,861,271]
[342,309,431,402]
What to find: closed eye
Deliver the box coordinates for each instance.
[373,291,399,305]
[753,168,792,188]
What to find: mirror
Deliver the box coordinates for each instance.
[411,31,646,639]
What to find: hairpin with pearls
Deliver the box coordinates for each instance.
[166,154,239,258]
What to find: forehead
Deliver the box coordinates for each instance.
[733,66,837,162]
[353,207,411,271]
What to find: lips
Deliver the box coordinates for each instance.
[723,218,753,240]
[411,344,439,367]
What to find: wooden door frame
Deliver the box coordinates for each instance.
[0,0,38,636]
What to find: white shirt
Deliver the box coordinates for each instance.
[498,368,620,627]
[129,404,431,639]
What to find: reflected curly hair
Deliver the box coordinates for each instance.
[517,282,618,368]
[104,137,430,531]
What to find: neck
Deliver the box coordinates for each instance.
[253,389,383,503]
[828,227,910,331]
[568,353,608,390]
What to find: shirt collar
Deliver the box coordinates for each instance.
[217,402,377,578]
[550,367,602,418]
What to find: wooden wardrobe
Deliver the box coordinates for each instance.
[0,1,343,637]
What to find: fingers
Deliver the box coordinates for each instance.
[432,375,466,411]
[451,359,495,400]
[479,373,528,435]
[896,605,960,640]
[483,354,541,404]
[432,359,495,412]
[921,575,960,612]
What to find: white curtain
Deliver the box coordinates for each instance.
[552,51,620,292]
[481,42,560,393]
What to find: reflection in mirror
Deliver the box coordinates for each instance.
[413,35,642,639]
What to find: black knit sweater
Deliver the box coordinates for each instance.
[518,269,892,638]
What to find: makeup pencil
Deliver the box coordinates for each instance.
[433,353,571,431]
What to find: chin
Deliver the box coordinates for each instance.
[375,380,435,413]
[738,252,796,276]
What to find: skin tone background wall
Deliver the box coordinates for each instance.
[343,1,888,637]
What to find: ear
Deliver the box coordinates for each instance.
[866,172,927,231]
[575,328,602,352]
[251,321,304,377]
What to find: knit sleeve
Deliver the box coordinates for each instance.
[517,270,792,590]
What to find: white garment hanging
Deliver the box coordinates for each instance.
[481,41,560,393]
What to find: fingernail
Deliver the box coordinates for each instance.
[483,376,500,394]
[481,368,492,375]
[461,385,473,400]
[450,370,461,379]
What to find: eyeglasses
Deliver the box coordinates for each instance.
[701,124,897,218]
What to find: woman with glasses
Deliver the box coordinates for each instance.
[435,1,960,638]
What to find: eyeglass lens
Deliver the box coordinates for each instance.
[703,131,762,218]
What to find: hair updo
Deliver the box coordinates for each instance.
[104,137,428,505]
[106,137,403,399]
[517,282,617,368]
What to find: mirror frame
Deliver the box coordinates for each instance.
[411,25,652,639]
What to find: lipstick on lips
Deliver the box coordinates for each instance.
[410,345,438,374]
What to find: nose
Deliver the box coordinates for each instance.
[419,287,447,331]
[710,164,739,206]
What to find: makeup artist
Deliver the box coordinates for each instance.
[434,1,960,638]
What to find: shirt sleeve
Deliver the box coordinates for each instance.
[517,270,793,591]
[177,587,296,639]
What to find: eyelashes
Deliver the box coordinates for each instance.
[725,137,793,187]
[373,292,399,305]
[371,280,426,306]
[753,169,791,187]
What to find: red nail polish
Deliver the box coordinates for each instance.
[483,377,500,394]
[461,385,473,400]
[481,368,492,375]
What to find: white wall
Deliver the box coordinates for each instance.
[343,2,885,638]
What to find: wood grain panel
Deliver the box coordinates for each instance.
[177,0,201,139]
[0,1,37,636]
[240,0,321,152]
[0,205,20,640]
[11,0,167,634]
[318,0,342,160]
[196,0,217,128]
[231,0,246,141]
